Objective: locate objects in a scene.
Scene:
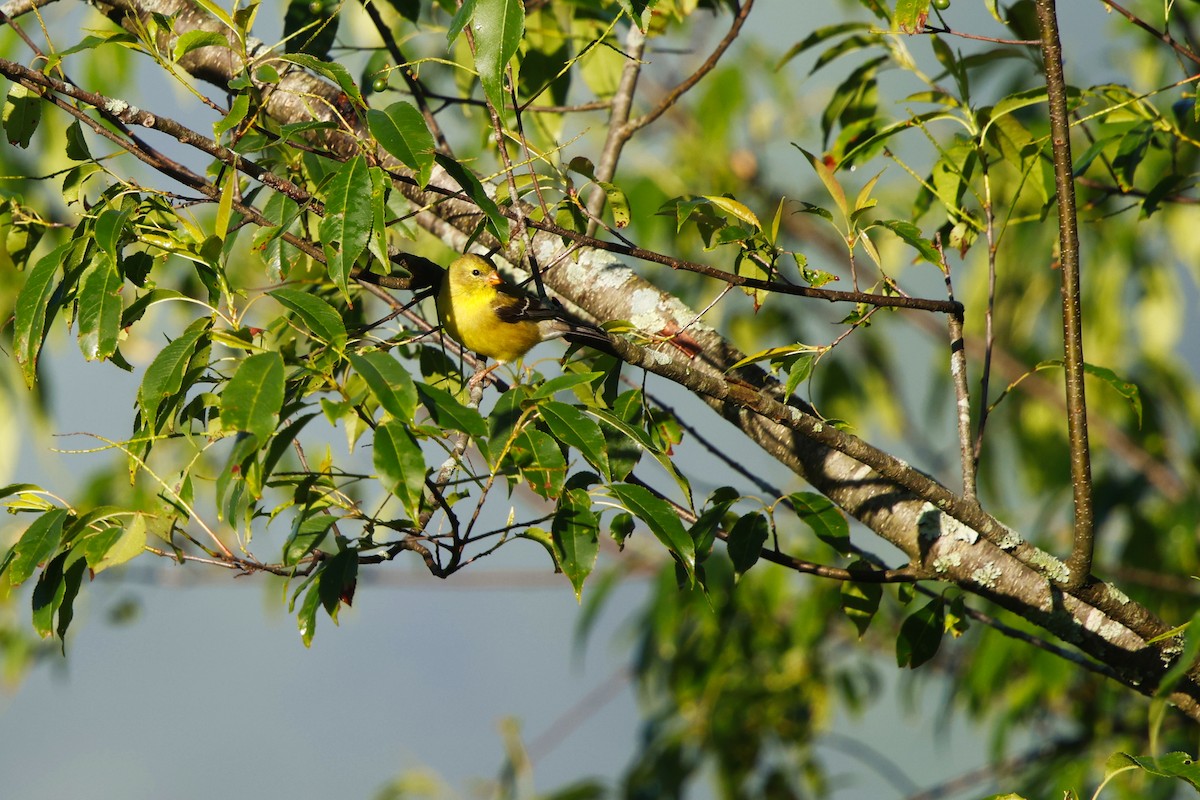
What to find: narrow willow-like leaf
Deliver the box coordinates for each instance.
[139,321,210,430]
[434,153,510,245]
[4,83,40,147]
[511,427,568,500]
[841,569,883,638]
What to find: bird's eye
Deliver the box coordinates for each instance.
[471,269,481,277]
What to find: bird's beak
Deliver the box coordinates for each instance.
[486,271,503,287]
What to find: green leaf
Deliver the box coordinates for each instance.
[6,508,68,588]
[374,420,426,519]
[434,153,510,245]
[77,251,124,361]
[597,181,630,228]
[14,241,69,388]
[65,120,91,160]
[896,597,945,668]
[283,0,339,59]
[297,579,321,647]
[586,407,692,506]
[367,102,436,187]
[871,219,941,266]
[213,92,250,139]
[538,401,610,481]
[512,427,568,499]
[893,0,930,32]
[320,154,373,298]
[1105,752,1200,789]
[791,491,850,554]
[688,486,739,563]
[530,372,605,399]
[349,351,419,422]
[277,52,364,108]
[173,29,228,61]
[777,22,873,71]
[317,547,357,620]
[472,0,525,113]
[81,515,147,574]
[703,195,761,230]
[4,83,41,148]
[841,568,883,638]
[726,511,769,578]
[794,144,849,223]
[416,382,488,438]
[445,0,477,45]
[284,515,336,566]
[221,352,285,441]
[269,287,348,352]
[139,320,210,431]
[552,487,599,600]
[606,483,695,581]
[1034,359,1142,427]
[32,552,86,643]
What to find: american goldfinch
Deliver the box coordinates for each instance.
[436,254,612,384]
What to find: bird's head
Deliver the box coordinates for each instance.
[446,254,504,294]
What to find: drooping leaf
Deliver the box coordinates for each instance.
[472,0,525,113]
[373,420,426,519]
[434,153,510,244]
[76,251,124,361]
[726,511,769,578]
[512,427,568,499]
[3,83,41,148]
[13,241,70,388]
[320,154,373,298]
[896,597,945,668]
[607,483,695,581]
[552,487,599,600]
[138,320,210,431]
[841,568,883,638]
[221,351,285,441]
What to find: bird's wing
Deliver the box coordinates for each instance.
[491,290,561,324]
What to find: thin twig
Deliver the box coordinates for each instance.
[1035,0,1095,590]
[934,236,977,501]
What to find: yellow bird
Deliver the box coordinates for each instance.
[436,254,612,384]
